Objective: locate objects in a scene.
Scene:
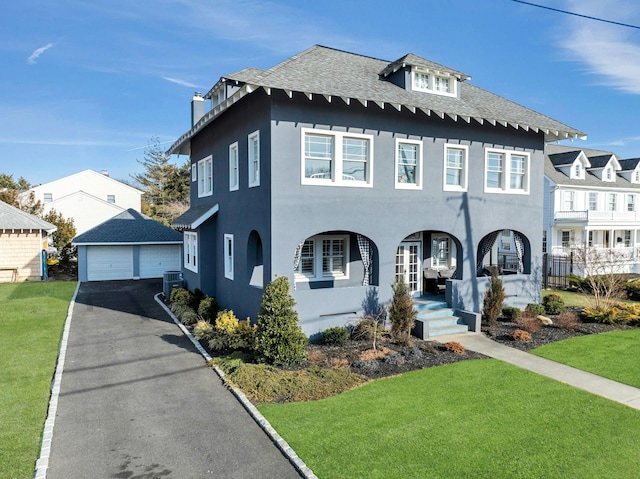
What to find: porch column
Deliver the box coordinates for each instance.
[609,228,615,250]
[634,229,638,259]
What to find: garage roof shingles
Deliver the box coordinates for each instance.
[73,209,183,245]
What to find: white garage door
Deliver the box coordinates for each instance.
[139,245,181,279]
[87,246,134,281]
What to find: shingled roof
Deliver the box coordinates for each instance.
[0,200,56,231]
[170,45,585,156]
[73,209,183,244]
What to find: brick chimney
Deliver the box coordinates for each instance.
[191,91,205,127]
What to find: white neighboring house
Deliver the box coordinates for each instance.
[22,169,143,236]
[544,144,640,273]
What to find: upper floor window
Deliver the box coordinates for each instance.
[248,130,260,188]
[608,193,617,211]
[605,167,613,182]
[395,139,423,190]
[562,191,574,211]
[43,193,53,203]
[635,170,640,183]
[588,192,598,211]
[484,149,530,194]
[107,194,116,204]
[443,145,468,191]
[191,164,197,182]
[572,163,583,179]
[412,69,456,97]
[301,128,373,187]
[184,232,197,273]
[628,194,636,212]
[229,142,239,192]
[197,156,213,197]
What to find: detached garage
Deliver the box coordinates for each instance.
[74,209,183,282]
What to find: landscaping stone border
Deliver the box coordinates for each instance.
[34,281,81,479]
[154,293,317,479]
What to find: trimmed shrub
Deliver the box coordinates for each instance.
[190,288,205,311]
[180,309,199,326]
[626,279,640,300]
[443,341,465,354]
[502,306,522,321]
[255,276,307,366]
[583,303,640,325]
[543,293,565,315]
[515,312,542,333]
[482,271,506,328]
[209,310,256,351]
[170,303,189,318]
[525,303,545,316]
[198,296,220,322]
[193,320,214,341]
[170,287,192,307]
[511,329,532,342]
[388,276,417,345]
[568,273,589,291]
[322,326,350,345]
[555,310,580,330]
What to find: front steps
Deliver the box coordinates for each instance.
[412,298,468,339]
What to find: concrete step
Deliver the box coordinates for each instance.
[428,323,470,337]
[417,308,456,320]
[413,300,448,311]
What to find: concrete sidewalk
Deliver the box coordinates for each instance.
[42,280,303,479]
[437,332,640,410]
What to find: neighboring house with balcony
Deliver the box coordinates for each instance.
[169,45,584,337]
[544,144,640,273]
[22,169,143,236]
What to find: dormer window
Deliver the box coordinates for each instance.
[412,68,456,97]
[635,170,640,183]
[573,163,582,179]
[605,167,613,182]
[211,87,226,108]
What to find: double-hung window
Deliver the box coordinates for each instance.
[444,144,468,191]
[248,131,260,188]
[107,194,115,203]
[608,193,617,211]
[224,234,234,280]
[484,149,530,194]
[627,194,635,212]
[229,142,239,191]
[184,232,197,272]
[395,139,422,189]
[562,191,575,211]
[191,164,197,182]
[197,156,213,197]
[295,235,349,281]
[302,128,373,186]
[588,192,598,211]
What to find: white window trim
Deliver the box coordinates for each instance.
[224,234,234,280]
[229,142,239,192]
[301,128,374,188]
[191,164,197,182]
[484,148,530,195]
[294,234,350,282]
[571,160,584,180]
[107,194,116,203]
[197,155,213,198]
[248,130,260,188]
[395,138,423,190]
[443,144,468,192]
[184,232,198,273]
[411,68,457,97]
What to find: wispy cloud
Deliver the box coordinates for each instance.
[559,0,640,94]
[27,43,54,64]
[162,76,198,88]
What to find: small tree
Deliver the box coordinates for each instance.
[572,246,628,310]
[43,209,76,262]
[388,276,417,345]
[255,276,307,366]
[482,270,506,328]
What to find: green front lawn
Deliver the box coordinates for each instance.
[259,359,640,479]
[532,329,640,388]
[0,281,77,479]
[542,289,593,308]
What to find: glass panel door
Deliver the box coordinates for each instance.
[396,241,421,295]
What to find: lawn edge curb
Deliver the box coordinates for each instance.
[34,281,81,479]
[154,293,317,479]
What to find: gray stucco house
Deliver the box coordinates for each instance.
[169,45,584,336]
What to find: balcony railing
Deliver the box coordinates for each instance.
[554,210,640,223]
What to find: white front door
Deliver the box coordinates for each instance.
[396,241,421,295]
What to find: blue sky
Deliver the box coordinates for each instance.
[2,0,640,185]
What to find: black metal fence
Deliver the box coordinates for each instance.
[542,252,573,289]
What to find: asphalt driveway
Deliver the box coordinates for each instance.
[46,279,302,479]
